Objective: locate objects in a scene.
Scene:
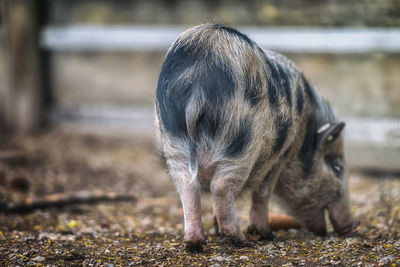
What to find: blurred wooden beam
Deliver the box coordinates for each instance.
[41,25,400,53]
[345,118,400,173]
[0,190,137,214]
[1,0,47,133]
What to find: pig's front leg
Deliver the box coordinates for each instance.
[247,165,282,240]
[247,192,274,240]
[179,180,205,252]
[211,176,250,247]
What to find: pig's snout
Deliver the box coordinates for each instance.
[305,199,358,236]
[328,200,358,235]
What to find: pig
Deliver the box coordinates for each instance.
[155,24,357,252]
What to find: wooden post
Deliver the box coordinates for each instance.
[1,0,46,133]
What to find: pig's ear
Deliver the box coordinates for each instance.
[316,122,345,150]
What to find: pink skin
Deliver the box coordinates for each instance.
[179,181,205,252]
[328,199,358,235]
[180,174,250,251]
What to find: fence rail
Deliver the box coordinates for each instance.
[42,25,400,53]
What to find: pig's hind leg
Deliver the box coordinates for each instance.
[165,153,205,252]
[246,191,275,240]
[179,178,205,252]
[210,169,251,247]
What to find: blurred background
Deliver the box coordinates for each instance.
[1,0,400,173]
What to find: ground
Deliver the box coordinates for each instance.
[0,129,399,266]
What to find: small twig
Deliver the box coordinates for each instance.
[0,190,137,214]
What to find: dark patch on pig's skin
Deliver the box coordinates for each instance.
[156,44,196,138]
[225,118,253,158]
[266,74,280,109]
[298,84,339,176]
[244,71,263,106]
[194,56,238,138]
[156,40,236,138]
[272,114,291,154]
[299,114,317,175]
[201,58,236,109]
[195,107,221,139]
[276,63,292,108]
[265,60,281,101]
[296,85,304,116]
[264,59,292,109]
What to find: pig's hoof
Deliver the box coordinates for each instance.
[231,237,252,248]
[246,226,275,241]
[184,240,205,253]
[225,235,251,248]
[213,216,220,236]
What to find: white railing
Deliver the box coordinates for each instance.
[42,25,400,53]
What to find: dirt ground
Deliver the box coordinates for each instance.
[0,129,399,266]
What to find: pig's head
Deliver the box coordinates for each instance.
[274,120,358,236]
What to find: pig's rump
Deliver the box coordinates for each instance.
[155,24,301,188]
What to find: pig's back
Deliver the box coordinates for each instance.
[156,24,307,185]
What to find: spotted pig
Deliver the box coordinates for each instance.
[155,24,357,252]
